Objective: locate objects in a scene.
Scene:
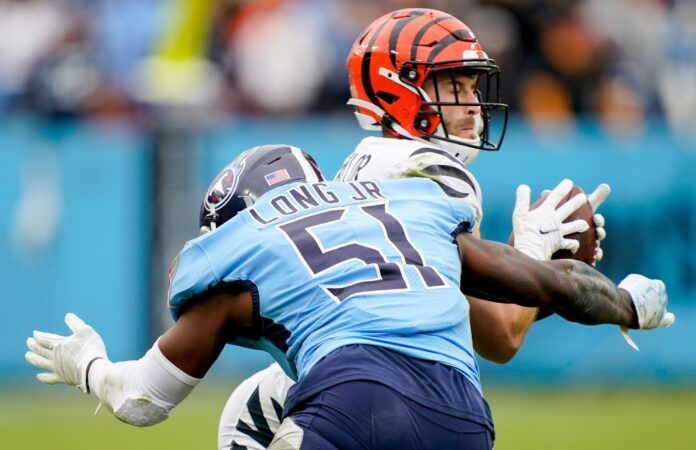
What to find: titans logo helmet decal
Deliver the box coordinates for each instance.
[204,157,246,212]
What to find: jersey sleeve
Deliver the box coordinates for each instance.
[167,241,218,320]
[335,150,404,181]
[419,178,478,236]
[402,148,484,223]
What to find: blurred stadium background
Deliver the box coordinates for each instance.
[1,0,694,449]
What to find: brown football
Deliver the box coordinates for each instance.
[508,185,598,266]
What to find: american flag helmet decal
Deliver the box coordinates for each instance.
[264,169,291,186]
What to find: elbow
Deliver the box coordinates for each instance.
[486,349,517,365]
[477,331,524,364]
[113,397,171,427]
[493,333,524,364]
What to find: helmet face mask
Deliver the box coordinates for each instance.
[199,145,324,234]
[414,65,509,162]
[347,8,509,164]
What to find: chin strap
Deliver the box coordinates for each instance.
[200,205,218,235]
[209,205,217,231]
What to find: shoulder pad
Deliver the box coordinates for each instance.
[404,148,481,198]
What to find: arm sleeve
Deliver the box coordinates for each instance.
[88,339,201,427]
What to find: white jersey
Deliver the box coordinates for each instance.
[335,137,484,223]
[218,363,294,450]
[218,136,485,449]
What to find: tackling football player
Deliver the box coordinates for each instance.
[26,145,673,450]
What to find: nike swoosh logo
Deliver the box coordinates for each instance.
[539,227,559,235]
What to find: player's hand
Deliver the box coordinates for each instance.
[619,274,675,329]
[588,184,610,265]
[541,183,610,265]
[25,313,108,393]
[513,179,589,260]
[617,274,674,351]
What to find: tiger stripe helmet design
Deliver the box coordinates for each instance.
[347,8,509,163]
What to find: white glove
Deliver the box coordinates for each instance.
[588,184,610,265]
[538,182,610,265]
[618,274,675,350]
[513,179,590,260]
[25,313,108,393]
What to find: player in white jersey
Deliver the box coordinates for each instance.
[218,363,293,450]
[335,136,485,220]
[216,8,613,449]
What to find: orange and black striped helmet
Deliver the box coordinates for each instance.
[347,8,508,161]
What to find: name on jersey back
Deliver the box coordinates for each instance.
[248,181,386,225]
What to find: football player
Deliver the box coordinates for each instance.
[26,145,673,450]
[217,8,613,449]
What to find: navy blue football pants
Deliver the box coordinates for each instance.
[286,380,494,450]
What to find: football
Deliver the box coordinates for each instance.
[509,185,598,266]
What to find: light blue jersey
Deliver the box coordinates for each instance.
[168,178,481,390]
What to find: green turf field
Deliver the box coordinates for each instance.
[2,383,695,450]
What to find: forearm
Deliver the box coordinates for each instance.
[458,235,636,328]
[547,259,637,327]
[88,340,200,427]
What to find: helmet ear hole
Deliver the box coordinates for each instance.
[398,66,419,82]
[414,116,430,131]
[376,91,399,105]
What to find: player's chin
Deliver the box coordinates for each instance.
[453,130,478,141]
